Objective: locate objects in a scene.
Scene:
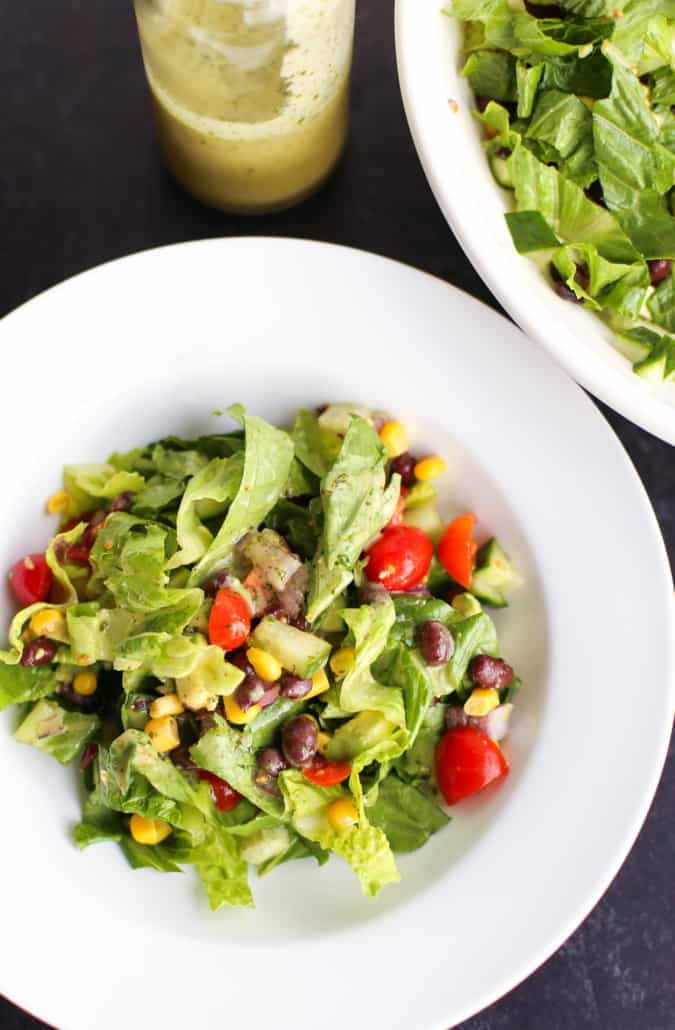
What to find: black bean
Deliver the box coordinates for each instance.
[418,621,454,666]
[475,95,490,113]
[228,649,254,677]
[170,744,198,771]
[389,451,417,487]
[194,709,218,736]
[257,747,288,777]
[132,698,149,712]
[648,259,672,286]
[59,682,98,711]
[21,638,58,667]
[281,715,318,769]
[235,675,266,711]
[254,769,281,796]
[469,655,514,690]
[279,673,313,700]
[258,682,280,709]
[291,613,309,631]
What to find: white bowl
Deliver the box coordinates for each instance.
[395,0,675,446]
[1,238,672,1030]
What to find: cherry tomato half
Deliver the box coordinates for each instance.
[8,554,53,607]
[197,770,241,812]
[365,525,433,591]
[303,755,352,787]
[208,588,251,651]
[437,513,477,589]
[435,725,508,805]
[66,544,92,565]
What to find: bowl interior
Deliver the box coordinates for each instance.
[1,238,672,1030]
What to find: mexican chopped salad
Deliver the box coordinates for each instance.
[1,404,520,908]
[449,0,675,382]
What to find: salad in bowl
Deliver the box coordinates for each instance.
[1,403,520,908]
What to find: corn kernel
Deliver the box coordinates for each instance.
[46,490,70,516]
[330,646,356,679]
[379,420,409,459]
[73,672,98,696]
[327,798,359,832]
[30,608,66,641]
[463,687,500,717]
[247,647,282,683]
[145,715,180,753]
[317,731,332,756]
[224,693,261,725]
[414,456,447,481]
[129,814,172,846]
[304,667,330,701]
[149,693,184,719]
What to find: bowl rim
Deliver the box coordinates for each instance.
[395,0,675,447]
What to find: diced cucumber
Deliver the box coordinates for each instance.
[239,827,292,866]
[250,617,331,678]
[612,329,653,364]
[634,348,668,382]
[405,481,436,510]
[451,592,482,617]
[489,149,514,189]
[403,501,444,544]
[469,538,521,608]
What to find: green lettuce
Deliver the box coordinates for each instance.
[279,770,399,897]
[190,718,284,817]
[336,600,406,726]
[15,698,99,764]
[63,465,145,518]
[188,411,294,585]
[0,662,61,712]
[307,417,400,621]
[368,775,448,853]
[167,452,244,569]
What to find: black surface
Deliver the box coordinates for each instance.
[1,3,673,1029]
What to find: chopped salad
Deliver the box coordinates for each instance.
[449,0,675,382]
[1,404,520,908]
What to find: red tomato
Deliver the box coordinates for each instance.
[8,554,53,607]
[303,755,352,786]
[197,770,241,812]
[435,725,508,805]
[438,513,478,589]
[66,544,92,565]
[208,588,251,650]
[387,486,409,528]
[365,525,433,591]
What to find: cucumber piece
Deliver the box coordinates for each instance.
[469,538,520,608]
[250,617,331,678]
[403,501,444,544]
[405,481,436,510]
[489,150,514,189]
[451,592,482,618]
[239,827,292,866]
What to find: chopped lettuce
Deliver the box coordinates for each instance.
[15,698,99,764]
[279,771,399,897]
[368,775,449,853]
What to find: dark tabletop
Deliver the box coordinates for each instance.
[2,2,674,1029]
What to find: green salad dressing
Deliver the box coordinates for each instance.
[134,0,355,212]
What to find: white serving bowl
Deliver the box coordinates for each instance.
[0,239,672,1030]
[396,0,675,446]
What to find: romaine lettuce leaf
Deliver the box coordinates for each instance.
[0,662,61,712]
[292,409,343,478]
[367,775,448,853]
[307,417,400,621]
[525,89,597,187]
[190,718,284,817]
[167,452,244,569]
[337,600,406,726]
[395,703,447,784]
[62,465,145,518]
[15,698,99,764]
[279,770,399,897]
[189,412,294,586]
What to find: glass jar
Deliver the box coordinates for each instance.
[133,0,356,213]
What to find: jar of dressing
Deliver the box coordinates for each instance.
[133,0,356,213]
